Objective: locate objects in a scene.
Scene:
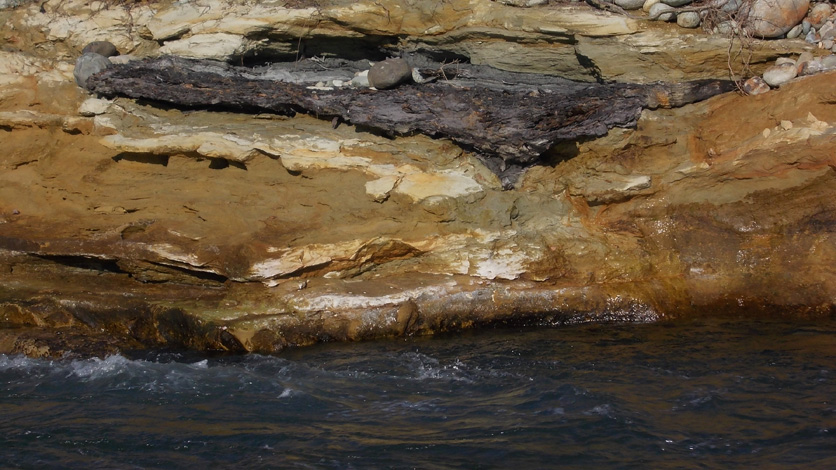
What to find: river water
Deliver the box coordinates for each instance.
[2,317,835,469]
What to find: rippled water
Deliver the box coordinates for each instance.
[2,317,835,469]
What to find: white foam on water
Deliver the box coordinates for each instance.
[190,359,209,369]
[67,355,134,380]
[401,352,476,383]
[0,353,43,372]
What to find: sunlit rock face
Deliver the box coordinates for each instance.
[0,0,833,357]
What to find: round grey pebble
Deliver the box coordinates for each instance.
[82,40,119,57]
[662,0,692,6]
[73,52,112,89]
[820,21,836,41]
[649,2,676,21]
[786,24,803,39]
[677,11,701,28]
[367,58,413,90]
[614,0,645,10]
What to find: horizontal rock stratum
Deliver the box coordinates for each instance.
[0,0,834,357]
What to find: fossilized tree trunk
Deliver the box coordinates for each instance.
[88,56,734,178]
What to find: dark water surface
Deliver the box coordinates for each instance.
[2,317,835,469]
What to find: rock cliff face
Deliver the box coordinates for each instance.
[0,0,833,357]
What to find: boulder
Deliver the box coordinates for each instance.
[614,0,646,10]
[677,12,701,28]
[643,0,661,11]
[742,76,770,95]
[762,62,797,86]
[808,3,833,27]
[744,0,810,38]
[82,41,119,57]
[73,52,112,89]
[367,58,413,90]
[649,3,676,21]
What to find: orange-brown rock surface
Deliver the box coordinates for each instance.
[1,0,834,357]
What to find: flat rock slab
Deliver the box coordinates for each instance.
[89,56,734,177]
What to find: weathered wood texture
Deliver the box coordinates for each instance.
[88,56,734,168]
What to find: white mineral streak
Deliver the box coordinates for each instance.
[251,230,539,284]
[250,239,367,280]
[148,243,206,268]
[296,282,458,312]
[394,171,484,201]
[365,175,402,202]
[409,230,535,280]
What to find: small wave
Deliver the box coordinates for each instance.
[584,403,614,417]
[67,355,135,380]
[401,352,476,383]
[0,353,46,372]
[190,359,209,369]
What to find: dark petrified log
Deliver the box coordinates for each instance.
[88,56,734,179]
